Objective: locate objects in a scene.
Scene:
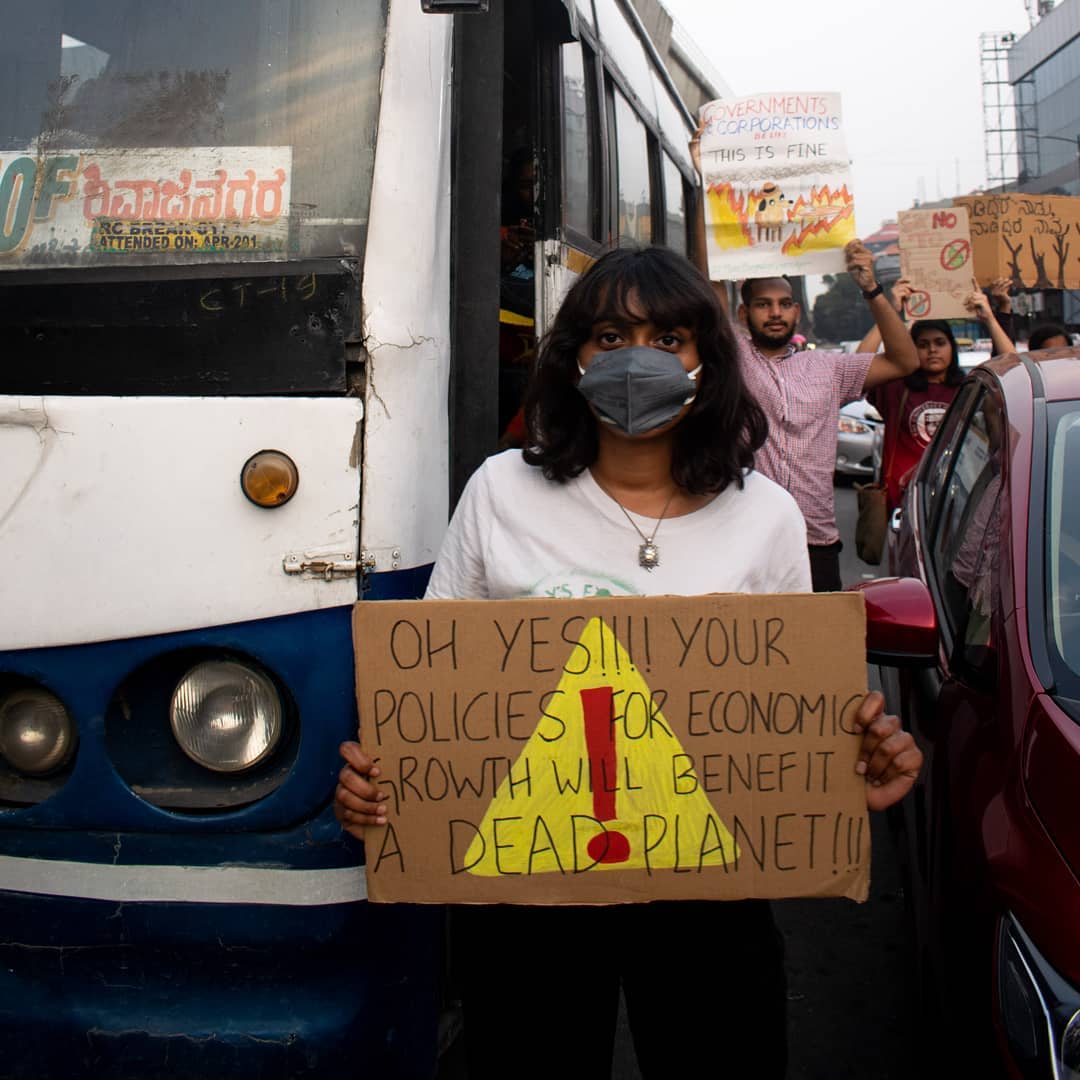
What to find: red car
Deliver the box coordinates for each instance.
[852,349,1080,1078]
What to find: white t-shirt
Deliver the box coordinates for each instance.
[425,450,811,601]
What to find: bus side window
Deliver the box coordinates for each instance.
[611,88,652,248]
[560,40,600,243]
[661,152,687,256]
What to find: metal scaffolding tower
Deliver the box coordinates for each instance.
[981,31,1038,189]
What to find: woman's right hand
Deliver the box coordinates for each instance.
[334,741,389,840]
[890,277,913,314]
[990,276,1013,314]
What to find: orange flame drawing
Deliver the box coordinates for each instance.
[782,185,856,255]
[707,182,752,248]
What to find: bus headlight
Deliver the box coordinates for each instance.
[0,687,76,775]
[170,661,283,773]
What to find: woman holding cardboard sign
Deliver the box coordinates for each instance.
[859,278,1010,515]
[335,247,921,1079]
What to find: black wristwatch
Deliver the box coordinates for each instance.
[862,283,884,301]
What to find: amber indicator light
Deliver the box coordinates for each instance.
[241,450,299,508]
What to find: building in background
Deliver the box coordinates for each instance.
[1009,0,1080,326]
[977,0,1080,329]
[1011,0,1080,198]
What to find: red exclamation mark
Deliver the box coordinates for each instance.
[580,686,631,864]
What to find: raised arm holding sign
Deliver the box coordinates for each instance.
[690,117,917,590]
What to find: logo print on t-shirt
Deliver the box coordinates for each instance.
[908,401,951,446]
[530,572,639,599]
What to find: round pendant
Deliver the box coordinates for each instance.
[639,542,660,570]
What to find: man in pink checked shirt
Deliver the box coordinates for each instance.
[733,243,917,591]
[689,130,919,591]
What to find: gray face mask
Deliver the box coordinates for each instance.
[577,345,702,436]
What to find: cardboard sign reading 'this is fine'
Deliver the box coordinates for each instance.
[697,93,856,280]
[353,593,870,905]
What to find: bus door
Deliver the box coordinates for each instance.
[447,0,697,498]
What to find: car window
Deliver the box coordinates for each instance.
[1047,406,1080,685]
[926,391,1004,663]
[922,383,981,534]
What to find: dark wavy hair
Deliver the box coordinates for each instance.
[522,246,767,495]
[1029,323,1070,350]
[907,319,964,390]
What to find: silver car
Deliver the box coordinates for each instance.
[835,398,883,479]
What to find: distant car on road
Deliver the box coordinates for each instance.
[852,348,1080,1078]
[959,348,992,371]
[835,398,883,480]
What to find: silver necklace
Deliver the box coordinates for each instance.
[613,491,676,571]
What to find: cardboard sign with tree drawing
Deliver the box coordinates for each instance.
[954,193,1079,290]
[353,593,872,905]
[898,207,974,320]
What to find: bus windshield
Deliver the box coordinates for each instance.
[0,1,387,270]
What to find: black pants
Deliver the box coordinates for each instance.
[452,899,788,1080]
[808,541,843,593]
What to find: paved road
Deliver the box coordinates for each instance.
[607,482,917,1080]
[773,479,916,1080]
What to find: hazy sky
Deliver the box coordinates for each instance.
[663,0,1032,236]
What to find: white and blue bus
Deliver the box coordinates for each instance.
[0,0,700,1073]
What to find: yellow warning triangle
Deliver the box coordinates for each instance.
[464,617,740,876]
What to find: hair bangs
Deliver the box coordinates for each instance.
[581,252,709,335]
[523,246,765,493]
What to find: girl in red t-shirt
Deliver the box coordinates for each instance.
[864,280,1013,512]
[869,319,964,511]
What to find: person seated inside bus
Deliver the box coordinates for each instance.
[499,147,536,318]
[335,246,923,1080]
[498,148,538,447]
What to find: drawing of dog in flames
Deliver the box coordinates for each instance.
[755,183,790,244]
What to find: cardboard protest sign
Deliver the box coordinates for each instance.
[954,193,1080,290]
[898,207,974,320]
[697,93,856,279]
[353,593,871,905]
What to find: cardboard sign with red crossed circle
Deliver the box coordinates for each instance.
[898,207,973,320]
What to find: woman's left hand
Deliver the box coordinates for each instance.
[853,691,923,812]
[890,277,913,314]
